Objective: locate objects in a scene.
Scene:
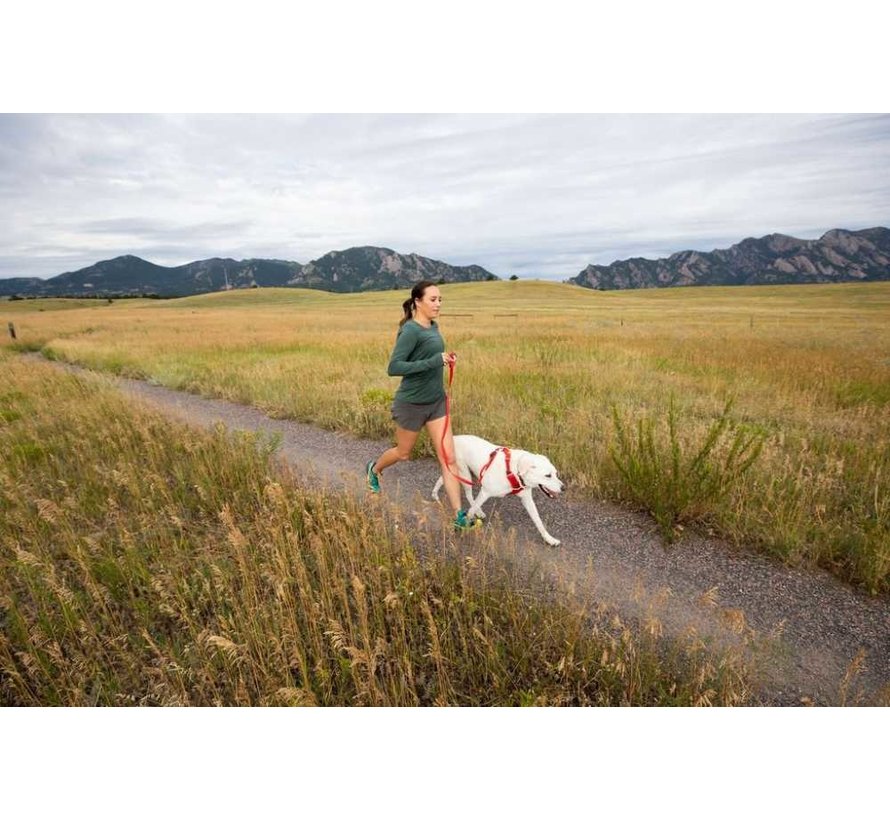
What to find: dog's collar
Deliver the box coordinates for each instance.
[479,447,524,495]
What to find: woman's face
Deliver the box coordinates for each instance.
[415,286,442,321]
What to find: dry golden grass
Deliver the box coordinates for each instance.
[3,279,889,592]
[0,351,753,705]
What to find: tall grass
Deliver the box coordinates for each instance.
[3,281,889,592]
[0,353,753,706]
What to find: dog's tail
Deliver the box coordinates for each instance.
[431,476,443,500]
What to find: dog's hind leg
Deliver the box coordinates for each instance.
[462,480,479,511]
[460,476,486,517]
[517,490,560,547]
[431,476,443,501]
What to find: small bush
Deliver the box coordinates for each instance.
[610,397,765,542]
[359,387,392,408]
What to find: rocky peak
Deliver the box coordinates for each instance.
[569,227,890,290]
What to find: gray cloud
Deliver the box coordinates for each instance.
[1,113,888,280]
[75,217,255,241]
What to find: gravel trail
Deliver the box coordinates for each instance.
[43,357,890,705]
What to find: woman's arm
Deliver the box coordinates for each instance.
[387,325,445,376]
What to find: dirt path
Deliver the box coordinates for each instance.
[44,357,890,705]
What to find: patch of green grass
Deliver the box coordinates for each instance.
[10,439,52,464]
[835,379,890,408]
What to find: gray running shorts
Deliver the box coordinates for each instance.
[391,395,447,432]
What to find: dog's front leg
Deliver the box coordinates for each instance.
[517,490,560,546]
[465,488,491,521]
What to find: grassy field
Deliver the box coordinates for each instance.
[3,280,889,593]
[0,351,753,705]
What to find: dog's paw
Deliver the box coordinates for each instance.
[474,510,486,519]
[545,536,561,547]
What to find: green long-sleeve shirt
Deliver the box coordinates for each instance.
[387,319,446,404]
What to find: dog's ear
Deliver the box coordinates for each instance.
[513,452,531,478]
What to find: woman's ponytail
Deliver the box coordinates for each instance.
[398,280,437,327]
[399,297,414,327]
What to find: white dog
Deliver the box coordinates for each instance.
[432,434,564,546]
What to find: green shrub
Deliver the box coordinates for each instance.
[610,397,765,542]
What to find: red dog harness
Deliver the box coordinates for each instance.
[478,447,525,495]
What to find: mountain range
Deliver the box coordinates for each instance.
[569,227,890,290]
[0,247,498,298]
[2,227,888,298]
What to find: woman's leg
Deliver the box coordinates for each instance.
[425,415,462,514]
[373,425,419,474]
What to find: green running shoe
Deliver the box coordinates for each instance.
[454,509,482,531]
[366,460,380,493]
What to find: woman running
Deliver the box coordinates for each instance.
[365,280,478,530]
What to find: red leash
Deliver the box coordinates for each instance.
[442,358,475,487]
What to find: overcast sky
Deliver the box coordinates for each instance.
[1,113,888,281]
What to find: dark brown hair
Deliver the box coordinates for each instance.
[399,280,437,327]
